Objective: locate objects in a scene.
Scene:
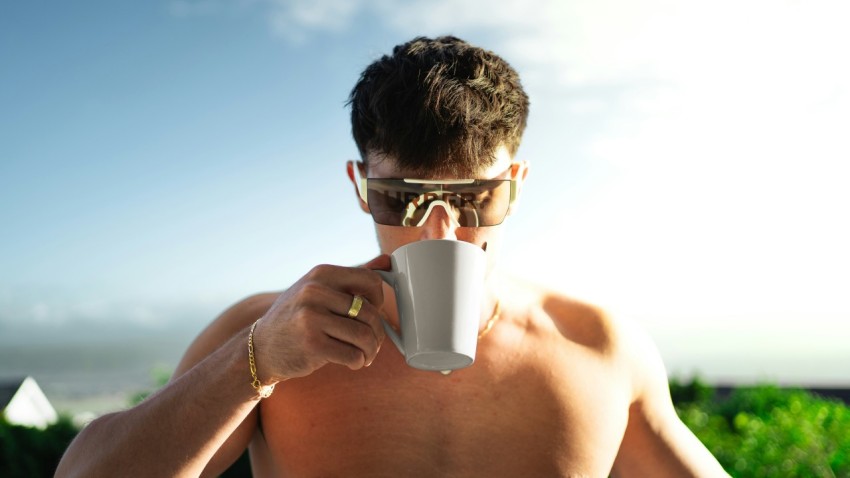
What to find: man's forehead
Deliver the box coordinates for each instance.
[365,145,512,179]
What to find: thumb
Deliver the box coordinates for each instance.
[363,254,391,271]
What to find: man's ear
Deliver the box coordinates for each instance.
[346,160,370,214]
[520,160,531,182]
[507,160,530,215]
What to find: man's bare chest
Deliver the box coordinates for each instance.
[254,336,631,477]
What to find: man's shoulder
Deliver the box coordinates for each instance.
[221,292,279,322]
[206,292,280,336]
[508,275,644,359]
[173,291,280,379]
[545,291,622,355]
[194,292,279,349]
[506,277,606,345]
[523,280,664,400]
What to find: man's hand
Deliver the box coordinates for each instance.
[251,255,391,382]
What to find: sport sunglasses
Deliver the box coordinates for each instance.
[359,167,519,227]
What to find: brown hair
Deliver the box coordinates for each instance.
[348,36,529,175]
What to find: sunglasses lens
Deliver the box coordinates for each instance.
[365,179,511,227]
[452,181,512,226]
[364,180,411,225]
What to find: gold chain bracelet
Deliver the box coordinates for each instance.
[248,319,275,399]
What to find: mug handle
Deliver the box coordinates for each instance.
[375,270,405,356]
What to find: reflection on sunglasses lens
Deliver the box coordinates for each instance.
[366,179,511,227]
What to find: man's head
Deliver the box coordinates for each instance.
[346,36,530,266]
[348,35,529,176]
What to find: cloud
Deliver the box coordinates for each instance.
[30,303,51,323]
[169,0,849,123]
[0,287,223,330]
[266,0,364,42]
[168,0,367,42]
[168,0,227,17]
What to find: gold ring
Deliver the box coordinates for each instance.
[347,295,364,319]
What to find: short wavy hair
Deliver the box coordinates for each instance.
[348,36,529,175]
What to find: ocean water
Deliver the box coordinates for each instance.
[2,324,848,418]
[0,335,194,416]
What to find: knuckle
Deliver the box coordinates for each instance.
[302,328,325,352]
[307,264,335,279]
[367,271,384,291]
[288,307,310,335]
[359,326,380,357]
[365,310,385,335]
[363,273,385,304]
[354,322,375,344]
[373,321,386,341]
[295,281,325,302]
[346,348,365,368]
[364,338,379,359]
[290,308,316,331]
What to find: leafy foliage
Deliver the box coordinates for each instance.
[672,377,850,477]
[129,364,173,406]
[1,377,848,477]
[0,415,78,478]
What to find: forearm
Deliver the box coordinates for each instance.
[612,402,729,478]
[56,330,259,478]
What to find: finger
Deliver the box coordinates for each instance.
[322,292,385,351]
[326,288,367,320]
[320,315,379,368]
[362,254,391,271]
[293,283,383,351]
[352,299,386,346]
[324,289,385,351]
[319,334,368,370]
[345,299,385,367]
[305,264,384,308]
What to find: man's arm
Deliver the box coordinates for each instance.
[56,259,389,477]
[610,320,730,478]
[55,297,266,478]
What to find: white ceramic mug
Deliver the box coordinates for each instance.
[376,239,487,371]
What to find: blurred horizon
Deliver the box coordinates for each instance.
[2,0,849,412]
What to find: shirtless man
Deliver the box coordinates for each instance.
[57,36,728,477]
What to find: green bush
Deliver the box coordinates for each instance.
[0,414,249,477]
[672,378,850,477]
[0,416,78,478]
[2,379,847,477]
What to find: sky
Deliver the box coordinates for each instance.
[1,0,849,385]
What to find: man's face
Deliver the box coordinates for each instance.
[349,145,528,275]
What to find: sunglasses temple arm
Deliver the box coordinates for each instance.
[359,177,368,203]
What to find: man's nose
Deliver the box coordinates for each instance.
[417,202,459,240]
